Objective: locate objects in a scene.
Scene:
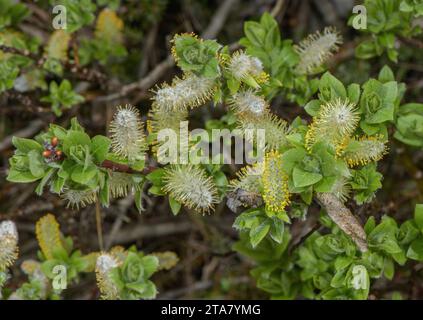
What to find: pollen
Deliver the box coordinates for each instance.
[237,112,290,151]
[305,98,359,150]
[35,214,62,260]
[262,150,291,213]
[230,162,264,194]
[339,135,388,167]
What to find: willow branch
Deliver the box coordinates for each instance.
[315,192,368,252]
[100,159,156,175]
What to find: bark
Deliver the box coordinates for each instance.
[316,192,368,252]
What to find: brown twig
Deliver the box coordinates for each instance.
[399,36,423,49]
[316,192,368,252]
[100,159,156,175]
[95,197,104,251]
[0,119,45,152]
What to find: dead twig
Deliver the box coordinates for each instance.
[0,119,45,152]
[316,192,368,252]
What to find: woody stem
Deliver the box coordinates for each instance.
[95,197,104,251]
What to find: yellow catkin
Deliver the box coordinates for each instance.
[262,150,291,213]
[35,214,63,260]
[230,162,264,194]
[305,98,359,151]
[95,253,120,300]
[237,112,289,151]
[338,135,388,167]
[151,251,179,271]
[95,9,124,43]
[45,30,71,61]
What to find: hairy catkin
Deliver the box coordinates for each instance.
[294,27,342,75]
[109,105,146,162]
[163,165,219,214]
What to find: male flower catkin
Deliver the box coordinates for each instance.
[109,105,146,163]
[294,27,342,75]
[338,135,388,167]
[227,51,268,87]
[237,112,289,151]
[109,172,142,198]
[61,188,97,209]
[152,74,216,111]
[262,151,290,213]
[230,162,264,195]
[35,214,63,260]
[228,90,269,117]
[163,165,219,214]
[147,104,188,136]
[0,220,18,271]
[96,254,120,300]
[306,98,359,150]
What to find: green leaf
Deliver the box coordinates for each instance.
[7,168,39,183]
[407,238,423,261]
[318,72,346,102]
[378,65,395,83]
[27,150,45,177]
[91,135,111,163]
[63,130,91,154]
[169,197,182,216]
[249,220,271,248]
[292,167,322,188]
[244,21,266,47]
[269,217,284,244]
[12,137,43,153]
[414,204,423,232]
[304,100,321,116]
[134,189,144,213]
[35,168,55,195]
[71,165,97,185]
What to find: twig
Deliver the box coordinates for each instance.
[270,0,285,17]
[95,197,104,251]
[0,44,106,83]
[104,221,192,245]
[399,36,423,49]
[95,0,238,103]
[0,119,45,152]
[104,196,134,249]
[201,0,239,39]
[316,192,368,252]
[288,222,322,255]
[100,159,156,175]
[0,45,43,64]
